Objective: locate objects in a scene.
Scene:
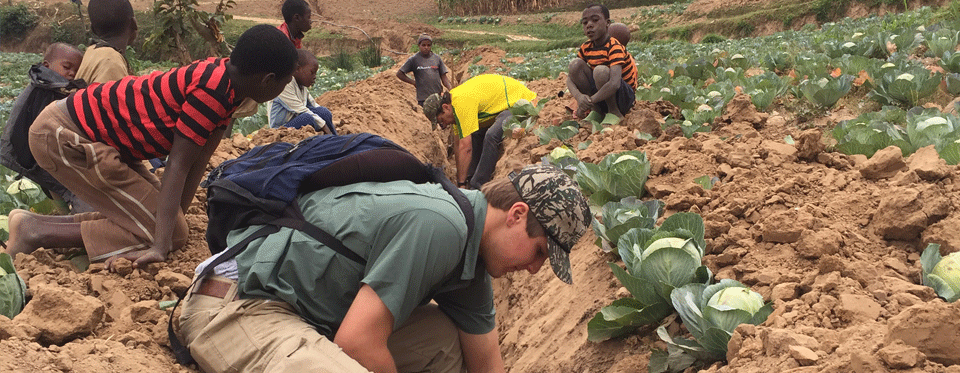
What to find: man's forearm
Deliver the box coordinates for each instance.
[459,330,506,373]
[455,136,472,184]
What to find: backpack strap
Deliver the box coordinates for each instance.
[428,165,475,245]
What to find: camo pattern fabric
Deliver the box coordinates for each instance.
[422,93,441,128]
[509,164,590,284]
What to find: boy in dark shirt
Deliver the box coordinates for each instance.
[566,4,638,126]
[396,34,454,106]
[5,25,298,270]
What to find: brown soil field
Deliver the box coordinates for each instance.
[3,0,960,372]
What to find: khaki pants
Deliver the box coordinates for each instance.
[179,276,467,373]
[28,100,187,261]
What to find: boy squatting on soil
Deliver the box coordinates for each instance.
[178,164,591,373]
[396,34,454,106]
[0,44,91,213]
[76,0,138,84]
[567,3,638,126]
[422,74,537,190]
[278,0,312,49]
[3,25,298,270]
[268,49,337,134]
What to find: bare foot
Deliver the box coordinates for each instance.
[6,209,41,258]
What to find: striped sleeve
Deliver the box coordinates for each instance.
[174,60,233,147]
[577,39,639,89]
[65,58,236,160]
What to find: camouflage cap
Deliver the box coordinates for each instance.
[509,164,591,284]
[422,93,441,130]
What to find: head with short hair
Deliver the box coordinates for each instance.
[293,49,319,87]
[481,164,591,284]
[282,0,310,22]
[230,25,298,103]
[481,178,546,239]
[585,3,610,20]
[43,43,83,80]
[581,3,611,44]
[88,0,135,39]
[231,24,298,78]
[281,0,312,35]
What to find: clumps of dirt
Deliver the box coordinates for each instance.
[489,66,960,372]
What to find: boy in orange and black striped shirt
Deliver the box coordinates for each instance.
[567,4,637,126]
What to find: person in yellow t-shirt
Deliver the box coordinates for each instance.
[422,74,536,189]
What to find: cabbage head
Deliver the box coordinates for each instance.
[652,279,773,371]
[6,179,45,206]
[575,150,650,207]
[587,213,710,342]
[921,243,960,302]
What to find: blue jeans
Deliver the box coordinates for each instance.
[276,106,336,135]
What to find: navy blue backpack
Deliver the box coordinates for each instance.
[169,133,473,365]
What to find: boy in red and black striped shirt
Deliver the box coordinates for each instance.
[567,4,638,126]
[6,25,298,270]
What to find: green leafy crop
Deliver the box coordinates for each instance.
[650,280,773,372]
[575,151,650,207]
[921,243,960,302]
[869,65,941,107]
[0,253,26,319]
[587,213,710,342]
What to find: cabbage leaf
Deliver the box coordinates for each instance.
[0,253,26,319]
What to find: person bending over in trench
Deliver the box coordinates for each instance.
[178,164,590,373]
[421,74,536,190]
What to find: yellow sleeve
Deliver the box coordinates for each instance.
[76,46,131,84]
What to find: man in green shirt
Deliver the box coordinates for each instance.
[178,164,590,373]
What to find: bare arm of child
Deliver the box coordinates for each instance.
[395,70,416,86]
[180,127,226,213]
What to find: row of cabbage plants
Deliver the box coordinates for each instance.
[540,131,960,372]
[540,146,773,372]
[505,6,960,163]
